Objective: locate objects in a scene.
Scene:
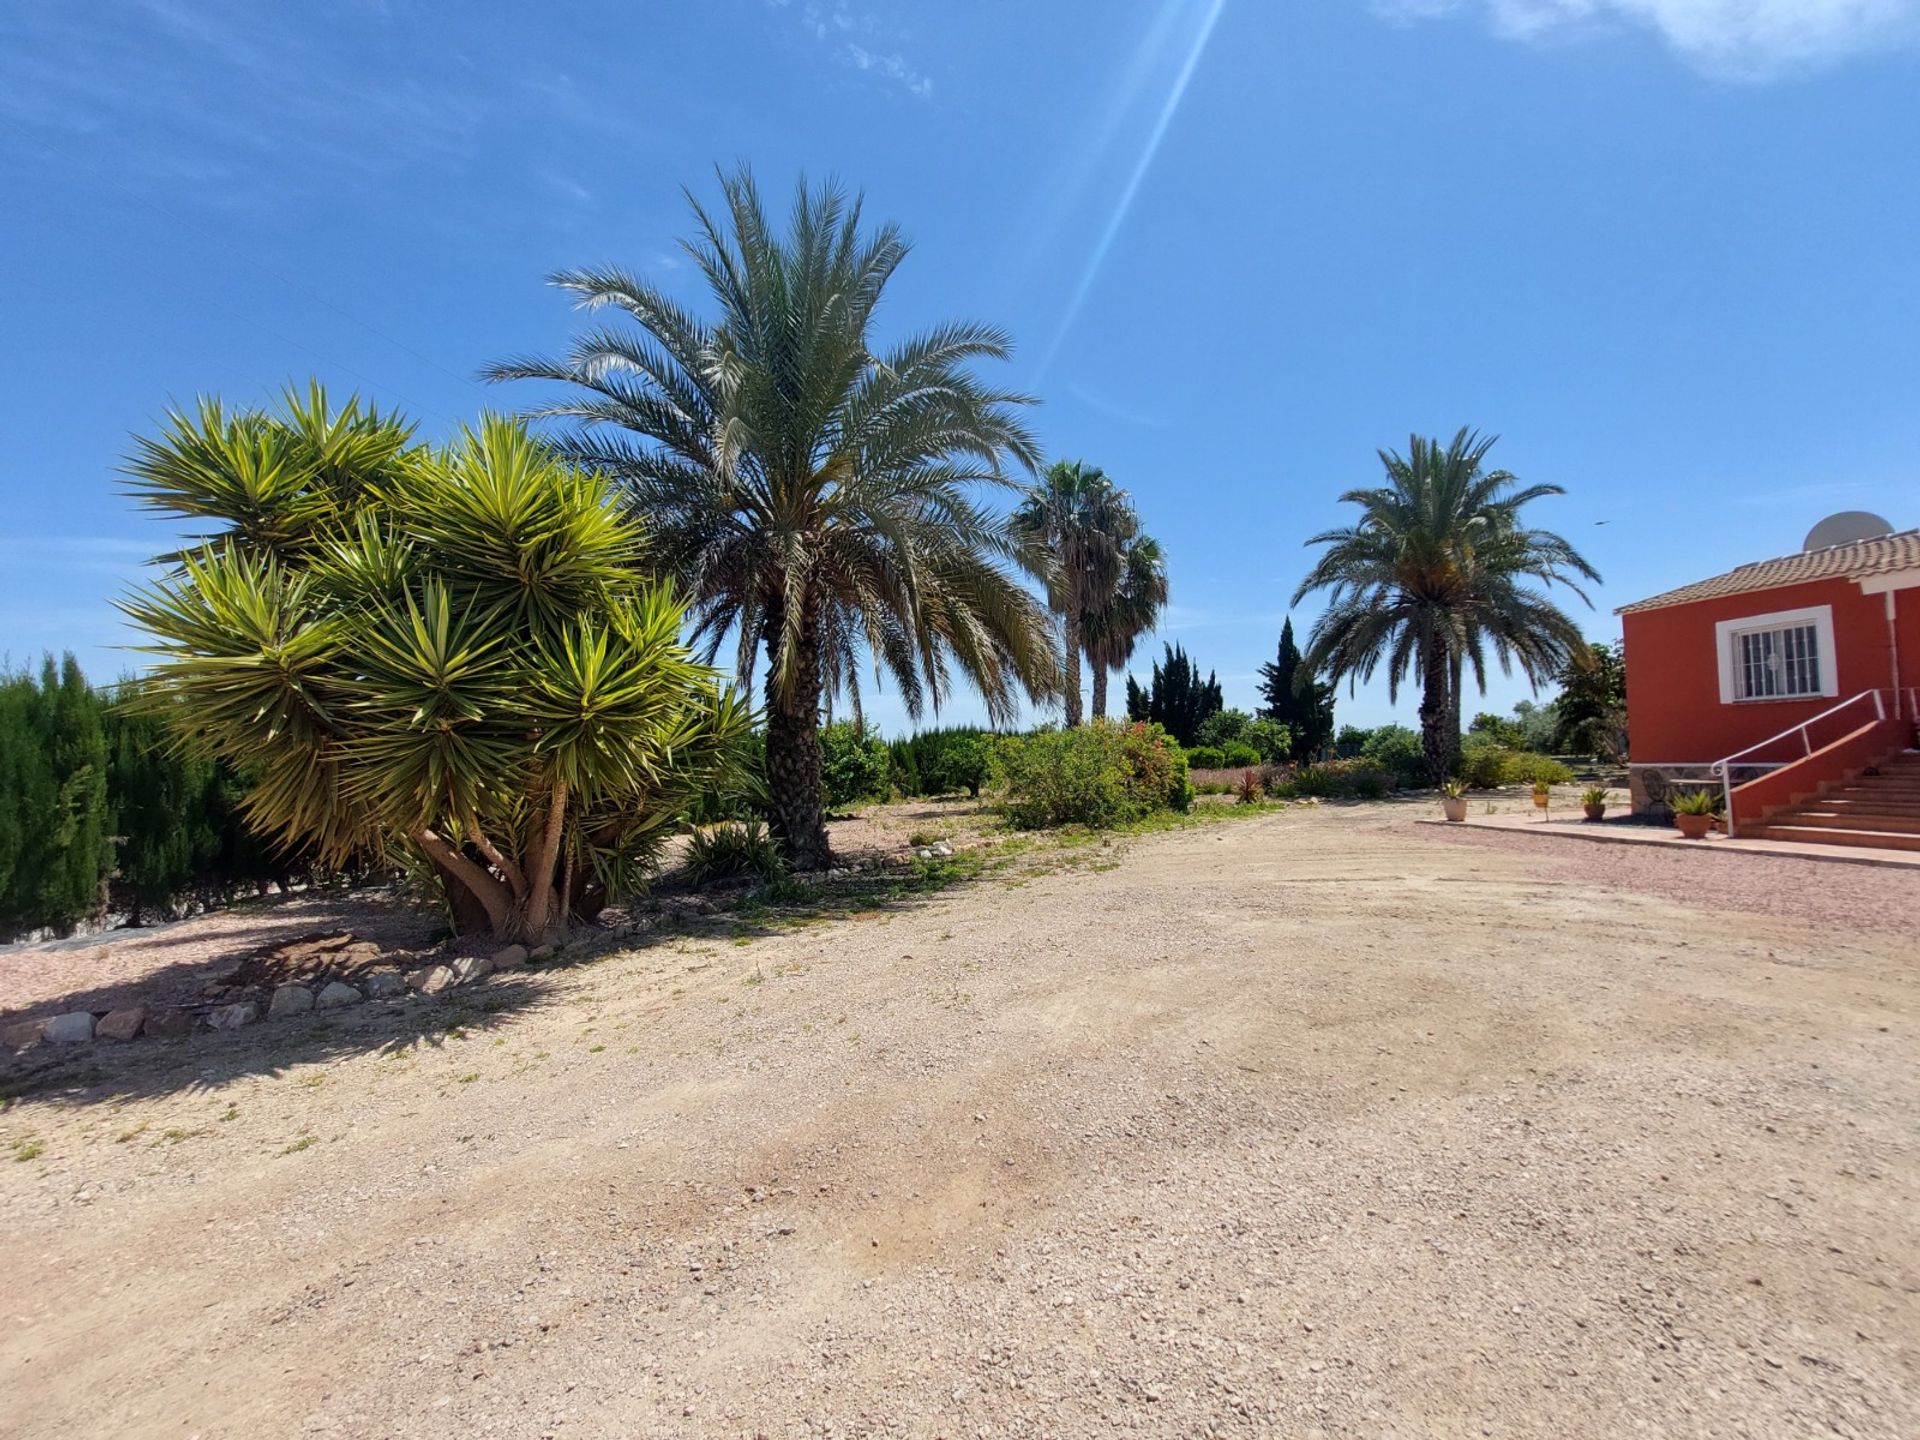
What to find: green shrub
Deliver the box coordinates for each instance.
[886,726,992,798]
[1497,751,1575,787]
[991,720,1190,829]
[1220,741,1260,768]
[684,820,786,885]
[1294,756,1393,799]
[1242,717,1292,764]
[1185,744,1225,770]
[1259,764,1298,799]
[1195,708,1251,750]
[1360,724,1424,781]
[820,722,890,807]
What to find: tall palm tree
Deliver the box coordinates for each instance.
[1292,428,1599,784]
[1011,460,1133,727]
[1082,532,1168,720]
[486,169,1060,868]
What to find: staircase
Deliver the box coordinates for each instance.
[1747,750,1920,852]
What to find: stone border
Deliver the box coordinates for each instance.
[2,941,547,1056]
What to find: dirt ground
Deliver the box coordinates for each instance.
[2,800,1917,1439]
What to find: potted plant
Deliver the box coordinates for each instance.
[1672,787,1716,839]
[1441,777,1468,823]
[1580,785,1608,822]
[1531,780,1551,815]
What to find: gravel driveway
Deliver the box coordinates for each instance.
[2,804,1915,1438]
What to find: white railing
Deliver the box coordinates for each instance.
[1710,689,1886,837]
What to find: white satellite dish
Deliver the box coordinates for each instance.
[1803,510,1894,552]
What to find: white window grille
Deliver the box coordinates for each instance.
[1714,604,1838,705]
[1732,621,1821,700]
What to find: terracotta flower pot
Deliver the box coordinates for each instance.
[1583,803,1606,822]
[1674,813,1713,839]
[1441,796,1467,823]
[1532,790,1550,809]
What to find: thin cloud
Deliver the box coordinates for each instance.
[768,0,935,98]
[1373,0,1920,78]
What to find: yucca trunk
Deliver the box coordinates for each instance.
[1062,603,1084,727]
[1418,645,1454,787]
[764,596,832,870]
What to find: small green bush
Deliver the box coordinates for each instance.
[887,726,991,798]
[992,720,1190,829]
[1195,708,1251,750]
[1360,724,1424,781]
[1185,744,1225,770]
[1242,717,1292,764]
[685,820,786,885]
[820,722,890,807]
[1497,751,1575,787]
[1293,756,1393,799]
[1220,741,1260,769]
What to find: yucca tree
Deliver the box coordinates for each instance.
[486,168,1059,868]
[1082,531,1168,720]
[1011,460,1136,727]
[1292,428,1599,784]
[120,386,748,942]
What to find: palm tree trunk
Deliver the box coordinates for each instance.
[764,596,832,870]
[1062,604,1084,727]
[1446,653,1464,780]
[1090,660,1108,721]
[1418,645,1452,787]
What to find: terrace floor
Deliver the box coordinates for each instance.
[1434,808,1920,870]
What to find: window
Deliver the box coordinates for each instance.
[1732,622,1820,699]
[1714,604,1838,704]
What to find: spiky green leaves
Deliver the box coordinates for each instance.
[120,391,746,920]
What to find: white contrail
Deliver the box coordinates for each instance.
[1038,0,1230,380]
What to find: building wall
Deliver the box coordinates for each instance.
[1622,575,1907,764]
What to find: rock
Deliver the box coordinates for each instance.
[3,1019,46,1052]
[362,969,405,999]
[528,943,556,962]
[406,965,456,996]
[315,981,362,1009]
[44,1011,96,1044]
[491,944,530,970]
[268,984,315,1019]
[95,1007,147,1042]
[450,954,493,985]
[205,1001,259,1031]
[143,1008,195,1040]
[931,840,954,857]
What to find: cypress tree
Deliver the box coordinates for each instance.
[1256,617,1337,763]
[1127,642,1222,747]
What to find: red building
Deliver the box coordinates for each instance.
[1617,518,1920,848]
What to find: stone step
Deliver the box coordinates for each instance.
[1776,810,1920,836]
[1748,824,1920,853]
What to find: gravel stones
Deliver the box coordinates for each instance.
[362,969,405,999]
[142,1008,195,1040]
[42,1011,95,1044]
[204,1001,258,1031]
[406,965,456,996]
[94,1007,147,1042]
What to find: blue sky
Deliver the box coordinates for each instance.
[2,0,1916,732]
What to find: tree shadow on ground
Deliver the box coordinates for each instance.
[0,856,982,1109]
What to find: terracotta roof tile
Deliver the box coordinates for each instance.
[1616,528,1920,614]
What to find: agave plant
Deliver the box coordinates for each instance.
[120,386,748,941]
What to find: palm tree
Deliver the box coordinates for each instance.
[486,169,1060,869]
[1011,460,1134,726]
[1292,428,1599,785]
[1082,531,1168,720]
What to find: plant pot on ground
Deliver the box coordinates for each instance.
[1580,785,1608,822]
[1671,788,1717,839]
[1441,779,1468,823]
